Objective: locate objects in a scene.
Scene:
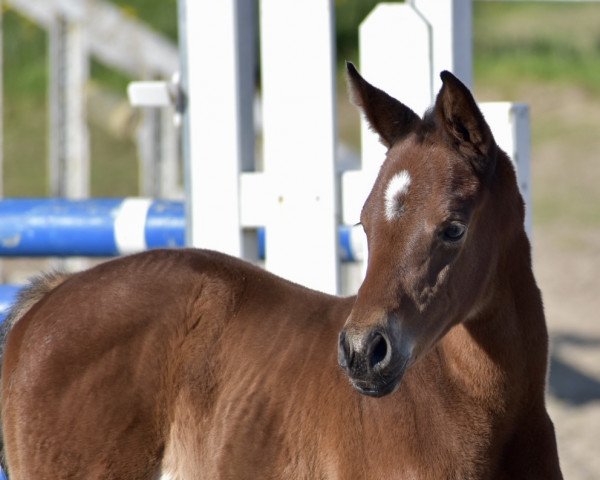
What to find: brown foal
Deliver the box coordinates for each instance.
[0,64,562,479]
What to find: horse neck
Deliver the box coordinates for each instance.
[436,228,548,413]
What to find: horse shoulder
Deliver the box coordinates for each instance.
[0,249,275,478]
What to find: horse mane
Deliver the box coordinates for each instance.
[4,271,71,329]
[0,271,71,364]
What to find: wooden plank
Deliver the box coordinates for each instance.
[179,0,251,256]
[260,0,339,293]
[480,102,532,237]
[7,0,178,78]
[412,0,472,93]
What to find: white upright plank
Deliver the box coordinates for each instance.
[412,0,472,94]
[260,0,339,293]
[346,1,474,288]
[481,102,532,238]
[359,3,431,182]
[180,0,253,256]
[342,3,431,228]
[512,105,532,237]
[47,13,90,272]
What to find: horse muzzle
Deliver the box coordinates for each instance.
[338,324,412,398]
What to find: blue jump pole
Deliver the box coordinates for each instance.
[0,284,21,323]
[0,198,185,257]
[0,198,364,319]
[0,198,361,260]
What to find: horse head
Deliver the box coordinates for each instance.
[339,63,523,397]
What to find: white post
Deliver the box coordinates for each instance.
[137,104,179,198]
[260,0,339,294]
[48,14,89,198]
[342,3,432,233]
[128,76,181,199]
[137,106,161,196]
[342,0,487,291]
[512,105,532,237]
[411,0,472,94]
[48,12,90,272]
[357,0,472,186]
[481,103,532,237]
[159,104,180,198]
[179,0,254,256]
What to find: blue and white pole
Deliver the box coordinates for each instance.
[0,284,21,323]
[0,198,185,257]
[0,198,363,260]
[0,198,365,320]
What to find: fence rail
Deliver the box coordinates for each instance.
[6,0,178,78]
[0,198,363,261]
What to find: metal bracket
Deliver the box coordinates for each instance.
[127,72,185,126]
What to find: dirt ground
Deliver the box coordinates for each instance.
[538,226,600,479]
[498,83,600,479]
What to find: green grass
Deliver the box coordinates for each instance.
[535,192,600,228]
[89,120,139,198]
[474,2,600,93]
[3,5,141,196]
[4,92,139,197]
[3,97,48,196]
[3,10,47,100]
[108,0,178,41]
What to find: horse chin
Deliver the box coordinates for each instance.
[350,371,404,398]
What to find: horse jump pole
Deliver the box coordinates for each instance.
[0,198,363,261]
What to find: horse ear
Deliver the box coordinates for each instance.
[346,62,420,149]
[434,71,497,178]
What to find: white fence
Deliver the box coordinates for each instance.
[177,0,531,294]
[1,0,531,295]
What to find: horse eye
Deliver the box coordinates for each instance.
[443,222,467,242]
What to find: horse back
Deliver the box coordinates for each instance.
[1,248,349,479]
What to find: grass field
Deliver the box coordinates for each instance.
[474,2,600,93]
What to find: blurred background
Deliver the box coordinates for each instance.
[1,0,599,477]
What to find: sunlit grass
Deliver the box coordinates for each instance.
[474,2,600,93]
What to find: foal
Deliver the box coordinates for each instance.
[1,64,562,479]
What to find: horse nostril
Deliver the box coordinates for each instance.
[368,332,390,370]
[338,331,354,369]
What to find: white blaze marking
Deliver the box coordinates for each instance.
[384,171,411,221]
